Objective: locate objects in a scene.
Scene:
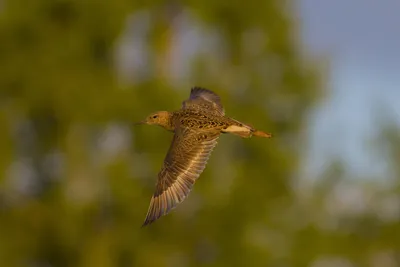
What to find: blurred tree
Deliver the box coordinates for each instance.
[0,0,324,267]
[293,115,400,267]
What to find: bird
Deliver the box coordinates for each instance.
[136,87,272,226]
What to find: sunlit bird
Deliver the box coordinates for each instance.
[136,87,272,226]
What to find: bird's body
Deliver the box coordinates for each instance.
[137,87,272,226]
[147,106,271,138]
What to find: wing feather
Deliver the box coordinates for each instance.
[182,87,225,115]
[143,127,220,226]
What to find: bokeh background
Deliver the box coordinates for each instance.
[0,1,399,266]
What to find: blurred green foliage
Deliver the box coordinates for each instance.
[0,1,398,267]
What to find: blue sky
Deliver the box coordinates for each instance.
[299,0,400,177]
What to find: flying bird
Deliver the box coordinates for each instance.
[136,87,272,226]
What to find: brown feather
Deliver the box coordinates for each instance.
[142,127,220,226]
[182,87,225,115]
[139,87,272,226]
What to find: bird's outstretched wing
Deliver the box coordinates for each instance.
[143,127,220,226]
[182,87,225,115]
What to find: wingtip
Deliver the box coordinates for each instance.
[191,86,206,93]
[191,85,204,90]
[141,214,158,227]
[141,220,152,228]
[141,202,158,227]
[191,86,216,95]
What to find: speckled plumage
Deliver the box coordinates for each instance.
[137,87,272,226]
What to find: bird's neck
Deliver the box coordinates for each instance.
[159,112,175,131]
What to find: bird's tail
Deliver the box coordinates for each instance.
[222,118,272,138]
[253,130,272,138]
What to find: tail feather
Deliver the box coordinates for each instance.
[222,118,272,138]
[253,130,272,138]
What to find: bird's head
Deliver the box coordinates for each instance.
[135,111,172,129]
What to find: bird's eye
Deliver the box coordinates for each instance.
[152,115,158,119]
